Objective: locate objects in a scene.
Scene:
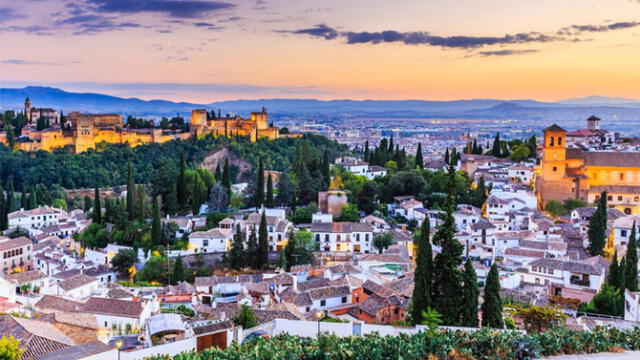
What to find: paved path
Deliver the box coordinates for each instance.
[545,351,640,359]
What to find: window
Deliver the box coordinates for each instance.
[622,230,628,238]
[558,137,562,145]
[550,137,554,146]
[203,239,209,247]
[341,296,347,303]
[553,166,557,172]
[320,300,326,307]
[608,195,613,201]
[635,197,639,202]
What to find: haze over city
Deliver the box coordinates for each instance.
[1,0,640,102]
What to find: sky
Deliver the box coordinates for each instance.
[0,0,639,103]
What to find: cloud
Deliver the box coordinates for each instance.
[288,24,338,40]
[87,0,235,19]
[477,49,540,57]
[0,7,26,23]
[1,59,79,65]
[287,19,640,50]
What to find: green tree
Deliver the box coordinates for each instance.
[461,259,479,327]
[339,203,359,222]
[283,230,315,268]
[266,174,274,208]
[257,211,269,269]
[254,158,264,208]
[224,225,245,270]
[233,304,258,329]
[6,124,15,150]
[509,144,531,162]
[177,153,188,211]
[608,250,622,290]
[0,335,22,360]
[545,200,566,217]
[589,283,624,317]
[172,256,186,284]
[363,140,370,163]
[587,191,608,256]
[111,249,137,277]
[482,263,504,328]
[246,227,259,268]
[373,232,394,254]
[92,186,101,224]
[491,133,501,157]
[412,219,433,325]
[138,255,169,284]
[151,197,162,246]
[432,161,464,325]
[624,221,638,291]
[137,184,146,222]
[415,143,424,169]
[276,172,293,207]
[83,195,93,214]
[322,149,331,189]
[222,158,231,195]
[355,181,378,215]
[126,160,136,221]
[28,186,37,210]
[420,307,443,327]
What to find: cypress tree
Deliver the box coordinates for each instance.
[222,158,231,194]
[608,250,621,290]
[20,192,27,210]
[481,263,504,328]
[255,158,264,208]
[266,174,274,208]
[388,136,394,154]
[322,149,330,189]
[415,143,424,169]
[444,148,450,165]
[136,185,146,222]
[0,186,7,231]
[28,186,37,210]
[587,191,608,256]
[411,218,433,324]
[84,195,92,213]
[224,224,245,270]
[126,161,136,221]
[247,227,259,268]
[177,153,188,210]
[172,256,185,284]
[192,173,201,215]
[461,259,480,327]
[491,133,501,157]
[624,221,638,291]
[93,186,101,224]
[6,182,14,213]
[257,211,269,269]
[215,163,222,181]
[151,197,161,246]
[364,140,370,163]
[167,183,178,216]
[432,161,465,325]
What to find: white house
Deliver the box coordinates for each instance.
[624,290,640,322]
[8,206,68,229]
[241,210,293,251]
[507,165,534,184]
[613,215,640,248]
[520,256,607,300]
[310,222,373,253]
[393,199,425,221]
[52,274,100,298]
[189,228,233,253]
[82,297,159,330]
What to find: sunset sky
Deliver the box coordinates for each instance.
[1,0,639,102]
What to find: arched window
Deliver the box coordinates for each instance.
[620,172,625,182]
[549,137,554,146]
[558,137,562,145]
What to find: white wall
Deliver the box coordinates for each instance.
[120,338,196,360]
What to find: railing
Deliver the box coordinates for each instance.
[569,276,590,287]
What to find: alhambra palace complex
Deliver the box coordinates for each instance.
[537,116,640,215]
[0,98,282,153]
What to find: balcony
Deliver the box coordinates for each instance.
[569,275,590,287]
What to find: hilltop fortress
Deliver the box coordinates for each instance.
[0,98,283,153]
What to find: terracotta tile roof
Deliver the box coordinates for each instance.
[35,296,83,313]
[3,269,45,284]
[57,274,98,291]
[504,248,545,258]
[362,280,395,298]
[0,316,74,360]
[35,341,113,360]
[310,222,372,233]
[307,285,350,300]
[81,297,143,318]
[191,320,234,335]
[528,257,605,275]
[0,236,31,251]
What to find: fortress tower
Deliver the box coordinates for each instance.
[250,107,268,130]
[25,97,32,122]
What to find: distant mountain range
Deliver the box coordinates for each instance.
[1,86,640,122]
